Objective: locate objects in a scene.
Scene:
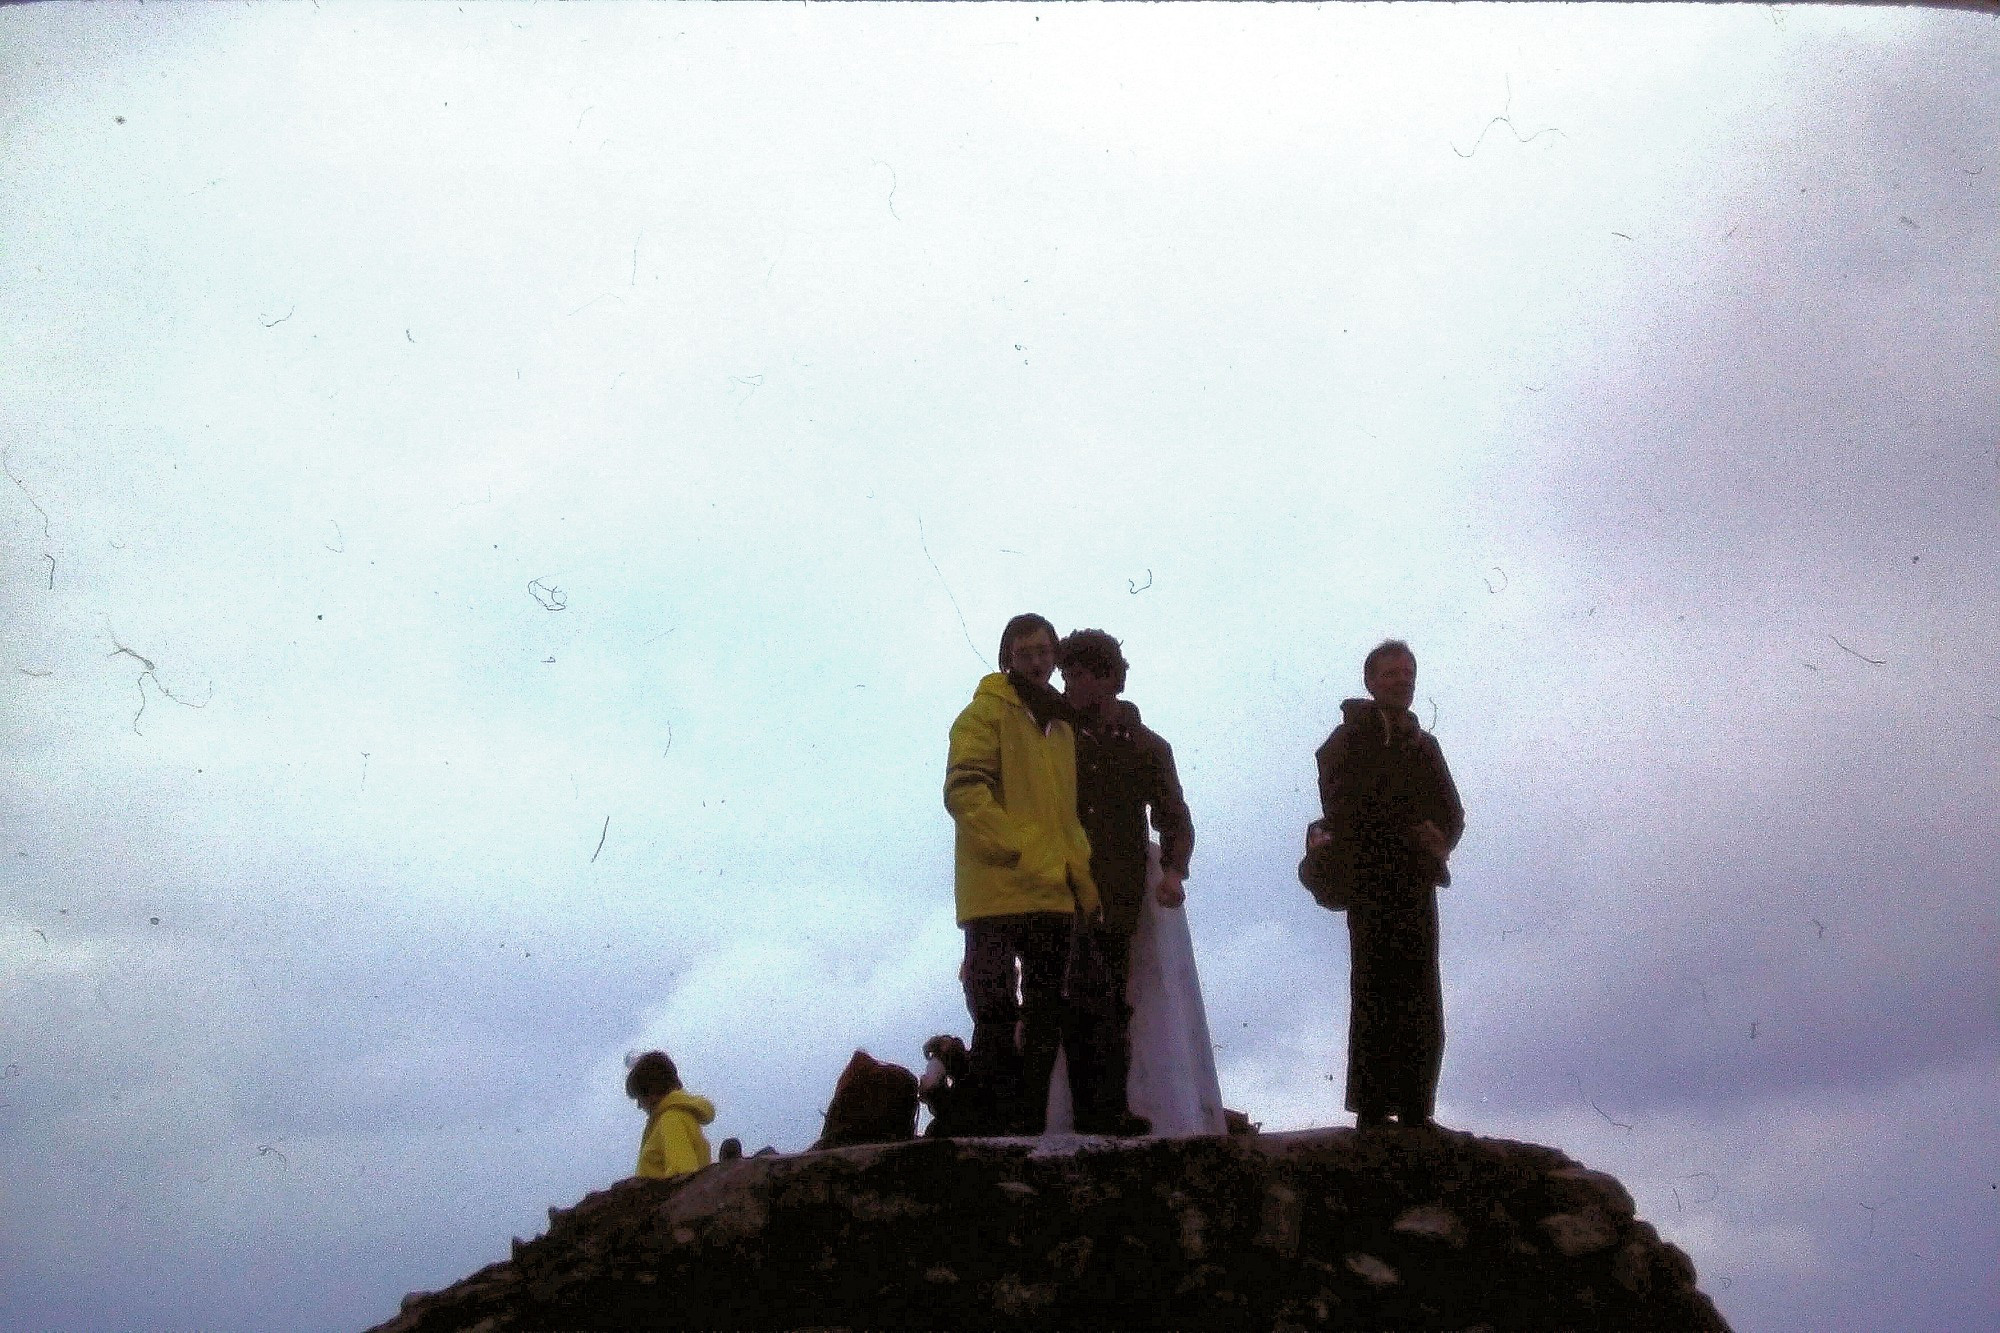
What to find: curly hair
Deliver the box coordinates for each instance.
[1056,628,1128,693]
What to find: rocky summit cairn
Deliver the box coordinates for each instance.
[376,1127,1730,1331]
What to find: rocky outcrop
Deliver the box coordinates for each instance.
[375,1126,1729,1331]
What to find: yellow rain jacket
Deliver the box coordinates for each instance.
[945,673,1100,924]
[635,1089,715,1179]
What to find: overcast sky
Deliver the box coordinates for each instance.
[2,3,1995,1331]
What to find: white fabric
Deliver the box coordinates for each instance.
[1047,844,1228,1136]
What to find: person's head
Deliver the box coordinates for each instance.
[625,1050,681,1111]
[997,612,1059,687]
[1363,639,1418,714]
[1057,629,1127,714]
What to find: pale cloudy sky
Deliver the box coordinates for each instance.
[2,3,1995,1331]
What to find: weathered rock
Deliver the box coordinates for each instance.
[1541,1209,1621,1258]
[1548,1166,1637,1220]
[1343,1252,1401,1288]
[1257,1181,1303,1258]
[372,1127,1730,1331]
[1391,1203,1468,1249]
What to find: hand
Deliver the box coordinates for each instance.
[1306,824,1333,851]
[1155,868,1186,908]
[1412,820,1448,862]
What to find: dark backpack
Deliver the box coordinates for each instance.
[813,1049,919,1150]
[1298,818,1354,911]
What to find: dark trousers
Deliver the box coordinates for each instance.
[962,912,1072,1134]
[1065,924,1134,1126]
[1345,887,1444,1120]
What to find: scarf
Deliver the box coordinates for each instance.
[1006,671,1076,734]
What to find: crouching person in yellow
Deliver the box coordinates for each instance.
[627,1050,715,1179]
[945,612,1100,1136]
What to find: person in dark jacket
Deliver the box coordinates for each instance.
[1058,628,1195,1136]
[1316,639,1464,1130]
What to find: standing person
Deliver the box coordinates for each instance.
[1056,629,1195,1136]
[944,613,1101,1134]
[626,1050,716,1179]
[1316,640,1464,1131]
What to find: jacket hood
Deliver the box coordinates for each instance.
[985,670,1074,732]
[1339,697,1424,740]
[661,1089,716,1124]
[973,672,1024,708]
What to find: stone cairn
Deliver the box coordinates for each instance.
[377,1123,1728,1331]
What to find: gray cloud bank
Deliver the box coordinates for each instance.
[2,5,1995,1333]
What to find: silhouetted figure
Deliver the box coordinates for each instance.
[945,613,1101,1134]
[626,1050,716,1178]
[1316,641,1464,1130]
[1057,628,1195,1136]
[917,1034,979,1137]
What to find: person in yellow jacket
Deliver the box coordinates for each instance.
[945,612,1101,1135]
[626,1050,715,1179]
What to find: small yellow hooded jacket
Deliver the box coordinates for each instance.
[944,673,1100,923]
[636,1089,715,1179]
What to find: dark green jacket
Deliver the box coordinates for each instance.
[1316,699,1463,907]
[1074,699,1194,936]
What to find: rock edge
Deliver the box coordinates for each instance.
[375,1126,1730,1332]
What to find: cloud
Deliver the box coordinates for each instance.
[1458,1049,2000,1333]
[1,6,1994,1333]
